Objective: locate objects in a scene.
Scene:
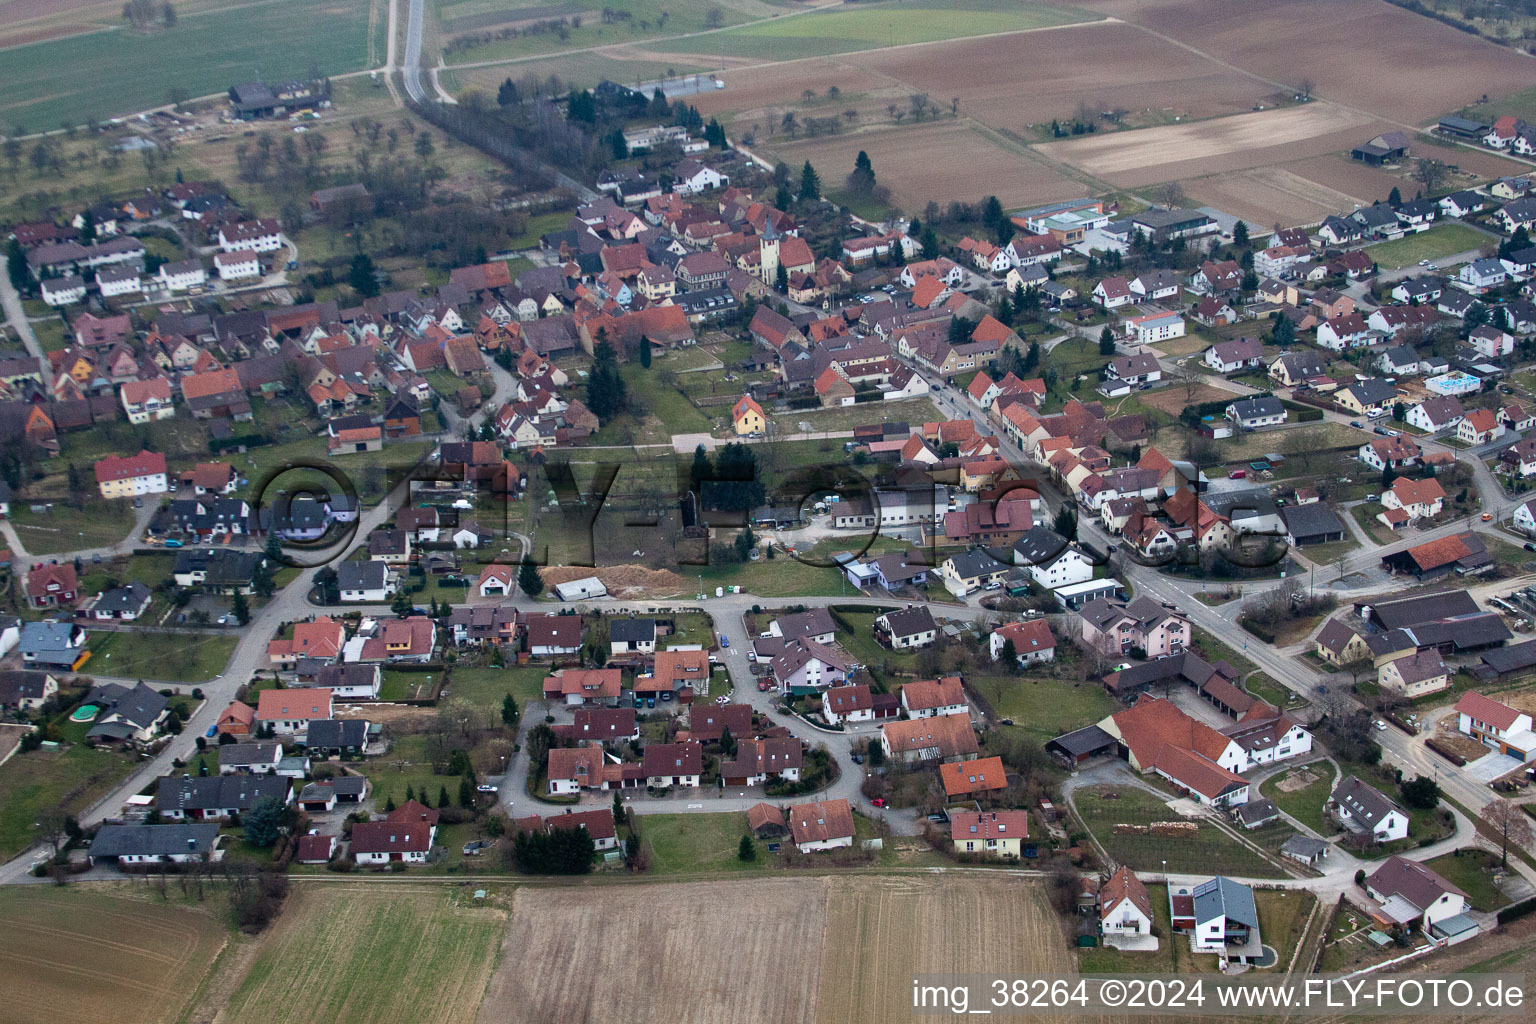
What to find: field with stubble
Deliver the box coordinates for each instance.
[815,875,1071,1024]
[0,887,228,1024]
[475,874,1067,1024]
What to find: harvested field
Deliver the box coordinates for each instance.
[221,884,505,1024]
[846,20,1274,134]
[538,563,689,597]
[481,878,826,1024]
[479,875,1067,1024]
[1040,104,1375,182]
[1138,382,1234,415]
[1280,154,1409,206]
[0,887,227,1024]
[769,121,1086,209]
[817,875,1071,1024]
[1075,0,1536,124]
[1180,166,1369,228]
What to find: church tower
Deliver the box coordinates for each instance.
[759,218,781,286]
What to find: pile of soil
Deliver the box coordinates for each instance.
[539,564,689,598]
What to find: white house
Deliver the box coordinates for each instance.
[1365,856,1469,933]
[1203,338,1264,374]
[822,683,874,725]
[1467,325,1514,358]
[1100,866,1155,939]
[1226,396,1287,430]
[875,606,938,650]
[337,560,394,602]
[1189,876,1261,954]
[1013,527,1093,590]
[213,250,261,282]
[1123,311,1185,343]
[672,159,726,195]
[989,619,1055,665]
[787,798,855,853]
[158,259,207,293]
[1454,692,1536,761]
[900,676,968,719]
[97,265,142,298]
[1514,496,1536,534]
[1405,397,1462,433]
[40,275,87,306]
[1459,258,1508,292]
[1331,776,1409,842]
[217,218,285,253]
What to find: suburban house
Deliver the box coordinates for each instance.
[940,756,1009,800]
[80,681,165,744]
[881,714,978,763]
[1314,618,1370,666]
[1454,692,1536,760]
[990,619,1056,665]
[1330,776,1409,842]
[350,818,435,864]
[874,605,938,649]
[642,741,704,788]
[787,798,855,853]
[94,450,168,499]
[88,824,223,868]
[26,563,78,609]
[542,668,622,707]
[1100,865,1155,940]
[1185,876,1261,956]
[1203,338,1263,374]
[156,774,291,821]
[1378,648,1449,697]
[822,683,874,725]
[949,810,1028,858]
[1380,476,1445,524]
[526,614,583,656]
[254,687,334,738]
[1226,396,1286,430]
[900,676,968,719]
[1078,596,1190,658]
[1365,856,1469,933]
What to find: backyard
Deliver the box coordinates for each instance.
[0,744,139,861]
[638,811,758,875]
[1072,784,1289,878]
[1422,849,1515,911]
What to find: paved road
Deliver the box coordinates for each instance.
[0,252,49,378]
[400,0,428,105]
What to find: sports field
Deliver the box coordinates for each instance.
[221,884,506,1024]
[0,887,227,1024]
[0,0,374,133]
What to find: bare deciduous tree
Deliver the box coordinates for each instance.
[1481,799,1534,868]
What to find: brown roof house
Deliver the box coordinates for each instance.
[787,797,855,853]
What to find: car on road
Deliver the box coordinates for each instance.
[163,538,184,548]
[1482,512,1494,521]
[1419,259,1432,266]
[476,784,498,793]
[870,797,886,807]
[1373,720,1387,731]
[1526,543,1536,553]
[746,651,756,662]
[720,636,729,648]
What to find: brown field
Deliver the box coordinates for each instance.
[685,58,898,126]
[845,21,1275,135]
[0,887,227,1024]
[768,121,1087,209]
[1075,0,1536,123]
[1180,166,1369,228]
[479,875,1068,1024]
[1039,104,1375,182]
[816,875,1071,1024]
[480,877,827,1024]
[1138,382,1234,415]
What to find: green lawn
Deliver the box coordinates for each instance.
[0,744,139,861]
[0,0,374,133]
[769,396,942,435]
[1260,766,1336,836]
[1363,223,1489,270]
[985,677,1118,745]
[442,666,548,710]
[1073,785,1288,878]
[362,733,453,810]
[661,0,1095,60]
[87,629,238,682]
[379,670,443,702]
[1422,849,1514,911]
[638,811,758,874]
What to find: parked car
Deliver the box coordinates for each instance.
[870,797,887,807]
[476,784,497,793]
[850,753,864,764]
[1351,420,1365,429]
[720,636,729,648]
[463,840,489,855]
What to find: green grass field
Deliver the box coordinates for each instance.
[660,0,1095,60]
[1260,766,1335,836]
[985,678,1118,745]
[8,502,139,555]
[442,665,548,709]
[442,0,781,66]
[1363,223,1490,270]
[87,629,238,682]
[221,885,506,1024]
[0,0,375,133]
[0,745,139,861]
[1422,849,1514,911]
[638,811,757,874]
[1073,785,1288,878]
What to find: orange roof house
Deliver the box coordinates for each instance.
[939,755,1009,797]
[732,394,766,435]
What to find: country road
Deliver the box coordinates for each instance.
[400,0,427,105]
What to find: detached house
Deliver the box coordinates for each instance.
[1203,338,1263,374]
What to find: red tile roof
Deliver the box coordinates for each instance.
[939,756,1009,797]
